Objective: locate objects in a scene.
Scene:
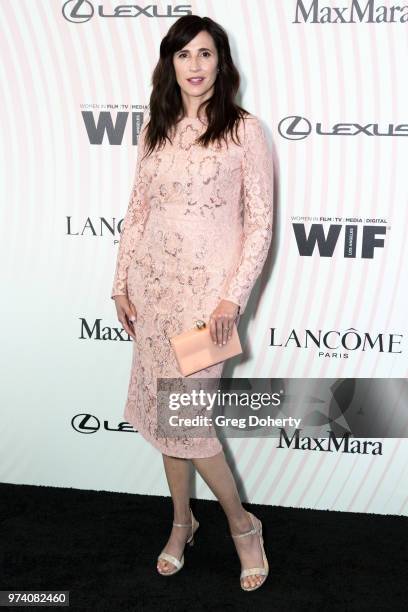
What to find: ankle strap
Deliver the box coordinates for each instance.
[173,508,192,528]
[231,512,259,539]
[231,525,258,538]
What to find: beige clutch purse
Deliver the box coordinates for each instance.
[169,319,243,376]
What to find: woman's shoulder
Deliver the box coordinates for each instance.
[239,111,262,125]
[241,111,259,122]
[237,112,266,143]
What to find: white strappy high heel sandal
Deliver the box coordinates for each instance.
[157,508,199,576]
[231,511,269,591]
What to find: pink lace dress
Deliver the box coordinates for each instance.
[111,110,273,458]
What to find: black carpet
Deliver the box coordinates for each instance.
[0,482,407,611]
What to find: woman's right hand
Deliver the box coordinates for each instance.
[113,295,137,340]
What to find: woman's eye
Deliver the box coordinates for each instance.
[177,51,212,59]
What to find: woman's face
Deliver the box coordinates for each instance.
[173,30,219,108]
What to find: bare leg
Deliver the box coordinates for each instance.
[191,449,265,590]
[156,453,196,574]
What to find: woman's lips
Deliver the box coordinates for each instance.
[187,77,205,85]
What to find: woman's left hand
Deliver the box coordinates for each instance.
[209,299,240,346]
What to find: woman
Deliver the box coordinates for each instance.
[111,15,273,591]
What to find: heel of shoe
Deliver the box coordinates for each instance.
[158,509,198,577]
[187,520,199,546]
[231,513,269,592]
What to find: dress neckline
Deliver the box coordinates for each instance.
[178,116,207,123]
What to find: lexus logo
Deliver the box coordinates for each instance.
[62,0,192,23]
[62,0,94,23]
[71,413,136,433]
[279,116,312,140]
[279,116,408,140]
[71,413,101,432]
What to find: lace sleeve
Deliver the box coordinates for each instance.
[221,115,274,315]
[111,109,151,299]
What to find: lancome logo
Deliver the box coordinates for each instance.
[279,116,408,140]
[269,328,403,355]
[66,216,124,240]
[293,0,408,23]
[62,0,192,23]
[277,429,383,455]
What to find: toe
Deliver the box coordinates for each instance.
[158,559,176,574]
[242,574,263,589]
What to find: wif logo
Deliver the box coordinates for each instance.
[82,109,145,145]
[292,222,387,258]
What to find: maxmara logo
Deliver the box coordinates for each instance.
[79,318,133,340]
[277,429,383,455]
[62,0,192,23]
[269,328,403,355]
[293,0,408,23]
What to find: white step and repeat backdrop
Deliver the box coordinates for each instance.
[1,0,407,515]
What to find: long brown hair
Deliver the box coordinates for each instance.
[143,15,249,157]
